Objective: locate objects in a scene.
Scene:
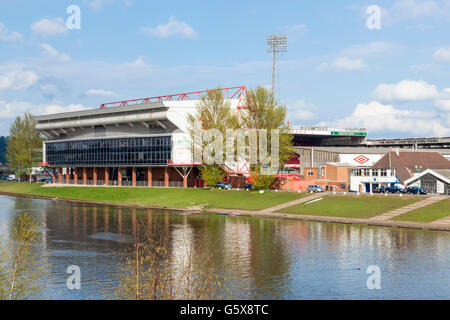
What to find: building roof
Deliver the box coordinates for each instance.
[33,102,166,122]
[326,162,355,167]
[373,151,450,182]
[434,169,450,180]
[404,168,450,185]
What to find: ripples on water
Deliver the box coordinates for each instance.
[0,195,448,300]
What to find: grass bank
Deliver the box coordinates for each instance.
[0,182,305,211]
[279,194,422,219]
[393,198,450,223]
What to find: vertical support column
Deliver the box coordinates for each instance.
[132,167,136,187]
[65,168,70,184]
[164,167,169,188]
[83,167,87,185]
[73,168,78,185]
[93,167,98,185]
[52,168,56,183]
[147,167,152,187]
[104,168,109,186]
[58,168,62,184]
[118,168,122,186]
[183,168,188,188]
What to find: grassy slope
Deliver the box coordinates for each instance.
[279,195,422,219]
[0,182,305,211]
[393,199,450,223]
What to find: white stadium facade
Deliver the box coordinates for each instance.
[33,86,450,187]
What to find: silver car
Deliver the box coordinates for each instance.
[307,185,324,193]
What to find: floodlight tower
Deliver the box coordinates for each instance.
[267,34,287,97]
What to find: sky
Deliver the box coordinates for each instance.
[0,0,450,138]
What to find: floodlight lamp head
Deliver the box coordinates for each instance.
[266,34,287,53]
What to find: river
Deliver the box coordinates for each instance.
[0,195,449,299]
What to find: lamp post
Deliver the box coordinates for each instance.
[415,165,422,196]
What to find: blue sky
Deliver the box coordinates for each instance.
[0,0,450,138]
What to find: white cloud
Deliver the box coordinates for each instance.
[382,0,449,25]
[123,56,149,68]
[318,57,367,71]
[287,100,318,121]
[44,103,89,114]
[39,44,71,63]
[285,24,307,36]
[341,41,399,57]
[141,16,198,39]
[435,99,450,111]
[31,18,67,37]
[433,47,450,63]
[372,80,438,101]
[322,100,449,137]
[0,22,22,42]
[0,100,89,120]
[85,0,131,10]
[0,70,39,91]
[86,0,113,10]
[84,89,116,97]
[0,100,35,119]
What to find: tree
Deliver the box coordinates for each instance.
[200,165,226,188]
[232,86,293,167]
[0,213,48,300]
[187,89,232,185]
[116,219,227,300]
[249,166,275,191]
[187,88,232,133]
[6,113,43,182]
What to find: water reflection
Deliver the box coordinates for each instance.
[0,195,449,300]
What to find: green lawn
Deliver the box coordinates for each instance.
[0,182,306,211]
[393,198,450,223]
[279,195,422,219]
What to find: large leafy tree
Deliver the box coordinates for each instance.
[187,89,232,183]
[230,87,293,189]
[232,86,294,167]
[187,87,293,190]
[6,113,43,182]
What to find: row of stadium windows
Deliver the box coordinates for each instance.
[45,137,172,167]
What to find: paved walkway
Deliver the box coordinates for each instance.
[259,193,324,214]
[369,196,448,221]
[429,215,450,226]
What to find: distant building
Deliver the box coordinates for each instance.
[404,169,450,195]
[349,150,450,193]
[372,150,450,183]
[349,167,398,193]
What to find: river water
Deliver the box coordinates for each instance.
[0,195,449,300]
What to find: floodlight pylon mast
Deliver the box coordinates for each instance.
[267,34,287,98]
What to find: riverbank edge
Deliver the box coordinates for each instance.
[1,190,449,232]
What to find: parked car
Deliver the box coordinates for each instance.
[307,185,324,193]
[386,186,406,194]
[373,186,387,193]
[0,176,8,181]
[39,177,53,183]
[406,187,428,195]
[243,183,253,191]
[6,175,16,181]
[215,182,232,190]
